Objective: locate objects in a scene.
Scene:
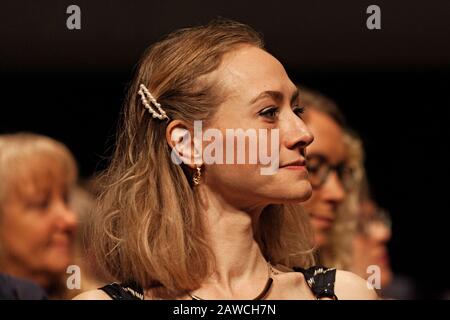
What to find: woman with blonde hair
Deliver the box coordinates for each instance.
[299,87,365,270]
[322,130,365,270]
[75,19,376,300]
[0,133,78,299]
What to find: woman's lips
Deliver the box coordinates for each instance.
[281,165,309,178]
[280,159,307,171]
[310,213,335,228]
[48,236,72,251]
[375,250,390,266]
[282,165,307,171]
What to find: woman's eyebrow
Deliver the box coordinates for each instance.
[249,90,283,104]
[249,89,300,105]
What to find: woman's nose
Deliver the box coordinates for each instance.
[53,202,78,232]
[323,171,346,203]
[370,223,392,243]
[283,115,314,150]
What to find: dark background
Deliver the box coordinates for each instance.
[1,1,449,298]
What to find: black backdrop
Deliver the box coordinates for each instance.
[1,0,449,298]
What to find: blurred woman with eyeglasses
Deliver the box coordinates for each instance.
[298,87,359,270]
[297,90,417,298]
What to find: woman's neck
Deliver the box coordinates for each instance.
[196,186,270,298]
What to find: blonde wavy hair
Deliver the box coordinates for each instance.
[298,87,365,269]
[87,19,315,298]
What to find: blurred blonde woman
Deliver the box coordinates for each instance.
[0,133,78,299]
[75,19,376,300]
[299,87,363,270]
[328,130,365,269]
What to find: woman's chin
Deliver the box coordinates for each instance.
[293,180,312,200]
[276,181,312,203]
[44,252,74,274]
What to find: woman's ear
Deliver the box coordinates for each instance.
[166,120,202,169]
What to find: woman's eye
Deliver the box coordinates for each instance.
[62,190,70,205]
[27,197,50,210]
[293,105,305,117]
[258,106,279,120]
[306,163,320,173]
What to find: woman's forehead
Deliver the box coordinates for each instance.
[305,110,346,164]
[218,46,295,101]
[8,157,73,197]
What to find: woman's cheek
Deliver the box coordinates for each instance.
[22,212,56,261]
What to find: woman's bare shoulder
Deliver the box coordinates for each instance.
[73,289,112,300]
[334,270,379,300]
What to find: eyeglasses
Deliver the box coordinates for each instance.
[306,154,355,191]
[356,207,392,237]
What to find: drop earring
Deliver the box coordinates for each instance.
[192,166,202,186]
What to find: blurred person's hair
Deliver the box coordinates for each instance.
[0,133,77,205]
[298,86,346,128]
[87,19,314,299]
[70,183,107,292]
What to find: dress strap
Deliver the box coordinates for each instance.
[293,266,338,300]
[99,268,337,300]
[99,282,144,300]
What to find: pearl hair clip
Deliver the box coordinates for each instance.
[138,84,169,120]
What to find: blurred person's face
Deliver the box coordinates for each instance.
[351,200,393,288]
[190,46,314,209]
[302,109,347,248]
[0,165,78,288]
